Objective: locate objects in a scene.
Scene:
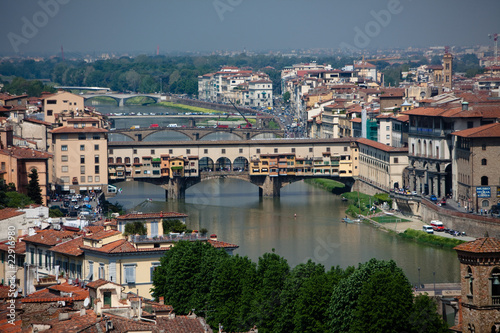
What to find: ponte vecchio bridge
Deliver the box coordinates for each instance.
[107,138,359,199]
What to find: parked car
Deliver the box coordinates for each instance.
[440,198,447,205]
[423,225,434,234]
[430,195,438,202]
[430,220,445,231]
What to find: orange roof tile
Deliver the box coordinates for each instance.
[208,239,239,249]
[452,123,500,138]
[454,238,500,253]
[22,282,89,303]
[402,106,462,118]
[0,238,26,254]
[83,229,122,241]
[50,126,107,134]
[0,208,24,220]
[0,147,51,159]
[86,279,122,289]
[49,236,84,256]
[23,229,78,246]
[357,138,408,153]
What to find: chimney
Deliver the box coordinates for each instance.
[159,296,164,305]
[462,101,469,111]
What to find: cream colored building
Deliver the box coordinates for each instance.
[40,91,85,125]
[357,138,409,191]
[49,118,108,193]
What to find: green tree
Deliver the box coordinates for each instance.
[251,251,290,332]
[409,294,449,333]
[162,219,187,233]
[5,191,33,208]
[350,267,414,333]
[123,221,147,236]
[27,169,43,204]
[328,258,402,332]
[151,241,229,317]
[283,91,291,103]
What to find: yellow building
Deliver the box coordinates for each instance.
[49,118,108,194]
[40,91,84,125]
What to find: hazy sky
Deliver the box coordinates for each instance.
[1,0,500,56]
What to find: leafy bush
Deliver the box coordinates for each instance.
[399,229,466,249]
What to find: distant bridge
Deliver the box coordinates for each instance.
[55,86,111,91]
[110,126,285,141]
[82,93,162,106]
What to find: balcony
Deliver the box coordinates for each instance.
[492,296,500,305]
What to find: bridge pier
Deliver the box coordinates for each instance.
[259,176,281,197]
[164,178,186,200]
[118,98,124,107]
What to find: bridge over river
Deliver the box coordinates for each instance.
[107,138,359,199]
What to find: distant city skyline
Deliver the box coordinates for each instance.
[0,0,499,56]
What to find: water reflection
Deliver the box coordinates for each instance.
[109,178,460,285]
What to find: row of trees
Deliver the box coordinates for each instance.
[151,241,448,333]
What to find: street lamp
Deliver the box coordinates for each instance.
[433,271,436,294]
[418,267,421,289]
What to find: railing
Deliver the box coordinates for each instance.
[492,296,500,305]
[132,234,208,243]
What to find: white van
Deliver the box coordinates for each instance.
[430,220,444,231]
[422,225,434,234]
[168,124,178,128]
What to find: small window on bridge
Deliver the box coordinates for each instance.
[204,149,208,154]
[257,149,261,154]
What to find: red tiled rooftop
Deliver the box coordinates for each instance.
[357,138,408,153]
[208,239,239,249]
[86,279,122,289]
[50,126,107,134]
[23,229,78,246]
[0,238,26,254]
[22,282,89,303]
[49,236,84,256]
[455,238,500,253]
[0,146,52,159]
[452,123,500,138]
[0,207,24,220]
[83,229,122,241]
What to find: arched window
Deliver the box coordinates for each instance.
[482,159,487,166]
[108,157,114,164]
[134,157,140,164]
[125,157,130,164]
[116,157,122,164]
[466,266,473,296]
[491,268,500,304]
[481,176,489,186]
[482,200,490,208]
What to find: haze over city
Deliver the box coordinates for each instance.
[1,0,500,56]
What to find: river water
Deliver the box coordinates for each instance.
[93,102,461,285]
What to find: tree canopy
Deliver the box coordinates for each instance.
[27,169,43,204]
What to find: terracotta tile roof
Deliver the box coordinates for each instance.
[0,207,24,220]
[24,117,52,126]
[81,239,135,254]
[452,123,500,138]
[156,316,212,333]
[50,126,107,134]
[34,309,99,332]
[0,238,26,254]
[357,138,408,153]
[83,229,122,241]
[454,238,500,253]
[49,236,84,256]
[208,239,239,249]
[23,229,78,246]
[0,146,52,159]
[86,279,122,289]
[402,106,462,118]
[116,212,188,220]
[396,115,409,122]
[0,317,22,333]
[22,282,89,303]
[350,118,362,123]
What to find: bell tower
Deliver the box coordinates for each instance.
[443,47,453,90]
[454,238,500,333]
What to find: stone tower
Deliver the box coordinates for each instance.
[454,238,500,332]
[443,51,453,90]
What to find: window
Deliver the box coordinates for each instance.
[1,162,4,171]
[394,158,399,163]
[81,176,85,183]
[116,157,122,163]
[386,126,390,130]
[62,166,68,173]
[309,148,313,153]
[483,144,487,151]
[221,149,226,154]
[87,261,93,281]
[133,149,137,154]
[482,200,490,208]
[80,156,85,164]
[80,166,85,174]
[61,145,68,151]
[151,149,155,155]
[93,134,100,140]
[491,268,500,304]
[467,121,474,129]
[94,144,99,151]
[274,148,278,153]
[61,155,68,162]
[95,155,99,163]
[47,100,56,104]
[257,149,261,154]
[38,250,43,267]
[98,263,105,280]
[186,149,191,154]
[124,264,136,284]
[88,176,93,182]
[292,148,296,153]
[95,176,100,182]
[481,176,489,186]
[482,159,487,166]
[125,157,130,164]
[47,110,53,116]
[386,134,390,140]
[239,148,243,154]
[169,149,173,154]
[134,157,140,163]
[344,147,348,152]
[150,262,160,282]
[78,134,86,140]
[61,176,69,183]
[95,165,100,174]
[80,145,85,151]
[204,149,208,154]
